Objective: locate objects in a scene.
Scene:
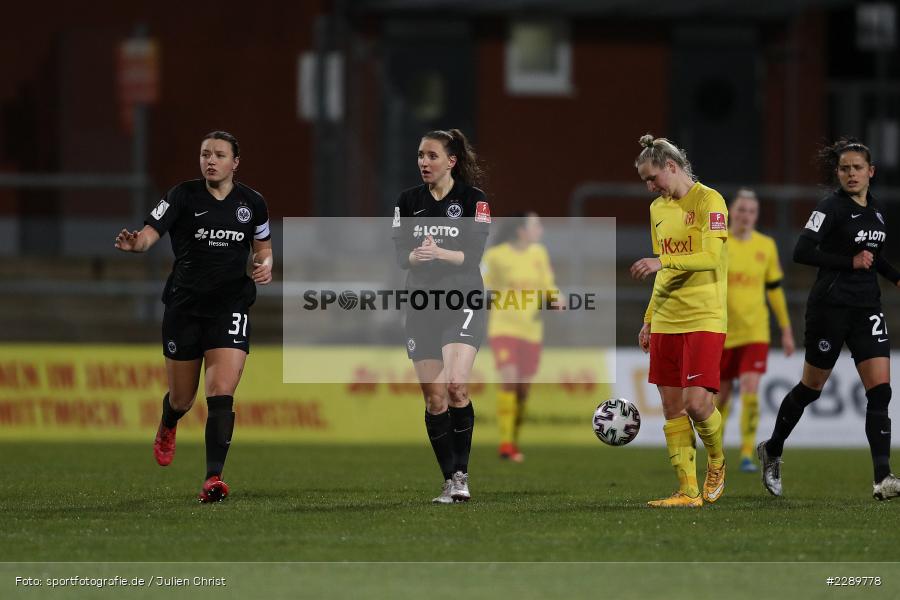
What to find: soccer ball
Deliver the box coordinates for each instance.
[592,398,641,446]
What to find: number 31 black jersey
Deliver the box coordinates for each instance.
[145,179,271,316]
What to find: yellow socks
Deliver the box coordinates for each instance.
[663,416,699,497]
[513,396,527,443]
[694,408,725,467]
[740,392,759,459]
[497,389,517,445]
[717,400,730,428]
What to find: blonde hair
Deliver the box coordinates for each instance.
[732,187,758,203]
[634,134,695,180]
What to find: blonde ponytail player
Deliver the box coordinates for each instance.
[630,134,728,508]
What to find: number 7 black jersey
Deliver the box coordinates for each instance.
[391,180,490,292]
[800,189,886,308]
[145,179,271,316]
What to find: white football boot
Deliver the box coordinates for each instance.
[432,479,454,504]
[450,471,470,502]
[873,474,900,501]
[757,441,783,497]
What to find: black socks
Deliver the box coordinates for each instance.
[865,384,892,483]
[161,392,186,429]
[206,395,235,479]
[448,402,475,474]
[766,383,821,457]
[425,403,476,479]
[425,410,455,481]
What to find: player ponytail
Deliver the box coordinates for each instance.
[817,137,872,187]
[634,134,695,181]
[423,129,483,186]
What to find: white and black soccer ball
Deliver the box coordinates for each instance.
[592,398,641,446]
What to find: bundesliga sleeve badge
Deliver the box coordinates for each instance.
[709,212,726,231]
[805,210,825,232]
[475,201,491,223]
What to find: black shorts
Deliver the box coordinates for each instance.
[804,304,890,369]
[162,300,252,361]
[404,305,486,361]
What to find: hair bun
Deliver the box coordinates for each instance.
[639,134,655,149]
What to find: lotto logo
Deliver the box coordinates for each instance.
[413,225,459,238]
[855,229,886,243]
[195,228,245,242]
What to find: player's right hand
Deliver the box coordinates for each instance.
[852,250,874,270]
[114,228,140,252]
[638,323,651,354]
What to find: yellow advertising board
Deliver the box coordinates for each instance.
[0,345,609,444]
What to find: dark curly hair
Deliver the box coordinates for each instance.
[817,137,872,187]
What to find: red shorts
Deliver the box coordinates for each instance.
[489,336,542,378]
[720,342,769,380]
[649,331,725,392]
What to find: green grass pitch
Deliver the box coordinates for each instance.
[2,442,899,599]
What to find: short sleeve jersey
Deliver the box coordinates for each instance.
[800,189,887,309]
[392,181,490,293]
[725,231,783,347]
[145,179,271,316]
[482,242,558,343]
[647,181,729,334]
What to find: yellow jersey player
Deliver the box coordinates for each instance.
[482,212,558,462]
[719,189,794,473]
[630,134,728,508]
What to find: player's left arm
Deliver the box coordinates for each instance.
[764,238,794,354]
[416,194,489,266]
[631,195,727,278]
[251,238,273,285]
[658,236,725,272]
[764,238,791,329]
[660,193,728,272]
[415,234,465,265]
[633,236,725,277]
[874,254,900,287]
[540,245,564,309]
[250,196,273,285]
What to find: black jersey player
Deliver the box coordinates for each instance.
[392,129,490,503]
[758,138,900,500]
[115,131,273,503]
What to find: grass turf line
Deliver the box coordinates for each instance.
[0,442,897,562]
